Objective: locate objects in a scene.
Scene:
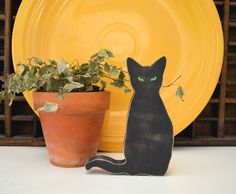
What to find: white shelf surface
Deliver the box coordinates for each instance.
[0,146,235,194]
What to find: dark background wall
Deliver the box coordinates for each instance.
[0,0,236,146]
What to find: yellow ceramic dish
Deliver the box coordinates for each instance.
[12,0,223,152]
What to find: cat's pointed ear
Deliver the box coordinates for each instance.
[151,56,166,74]
[127,57,142,74]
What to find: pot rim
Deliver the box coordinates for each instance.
[33,89,111,113]
[32,90,111,94]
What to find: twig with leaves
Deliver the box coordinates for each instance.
[162,75,184,102]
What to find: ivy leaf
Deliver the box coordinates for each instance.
[66,76,74,82]
[30,66,38,76]
[105,50,114,58]
[34,57,44,65]
[119,71,125,80]
[22,73,38,90]
[97,49,114,58]
[63,82,84,92]
[90,61,98,69]
[62,68,74,78]
[38,66,48,76]
[80,63,89,74]
[48,78,66,92]
[100,80,106,91]
[8,92,15,106]
[176,86,184,102]
[18,64,29,76]
[80,63,89,68]
[8,74,24,93]
[104,63,110,72]
[91,76,100,84]
[0,91,5,101]
[57,60,69,74]
[98,70,104,77]
[110,79,124,88]
[48,59,57,65]
[124,87,132,93]
[109,66,120,77]
[37,102,59,112]
[80,73,91,78]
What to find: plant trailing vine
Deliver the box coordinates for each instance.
[0,49,184,112]
[162,75,184,102]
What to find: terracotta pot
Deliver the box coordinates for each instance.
[33,91,110,168]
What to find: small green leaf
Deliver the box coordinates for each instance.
[105,50,114,58]
[100,80,107,91]
[97,49,113,58]
[48,78,66,92]
[98,70,104,77]
[124,87,132,93]
[22,73,38,90]
[63,82,84,92]
[38,66,48,75]
[57,60,69,74]
[0,91,5,101]
[104,63,110,72]
[80,63,89,70]
[109,66,120,77]
[34,57,44,65]
[18,64,29,76]
[66,76,74,82]
[7,92,15,106]
[119,71,125,80]
[110,79,124,88]
[48,59,57,65]
[90,61,98,69]
[30,66,38,75]
[79,63,89,75]
[80,73,91,78]
[37,102,59,112]
[176,86,185,102]
[91,76,100,84]
[8,74,25,93]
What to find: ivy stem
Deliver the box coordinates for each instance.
[103,75,130,89]
[28,57,35,66]
[27,57,46,66]
[162,75,182,88]
[118,67,128,74]
[71,59,80,67]
[105,75,130,83]
[103,75,117,82]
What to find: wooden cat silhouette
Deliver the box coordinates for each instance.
[85,57,173,176]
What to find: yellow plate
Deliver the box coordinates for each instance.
[12,0,223,152]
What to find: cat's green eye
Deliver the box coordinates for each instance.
[150,76,158,82]
[137,77,145,82]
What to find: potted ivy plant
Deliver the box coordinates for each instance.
[0,49,130,167]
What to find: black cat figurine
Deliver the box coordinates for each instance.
[85,57,173,176]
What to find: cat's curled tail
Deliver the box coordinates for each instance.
[85,155,128,174]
